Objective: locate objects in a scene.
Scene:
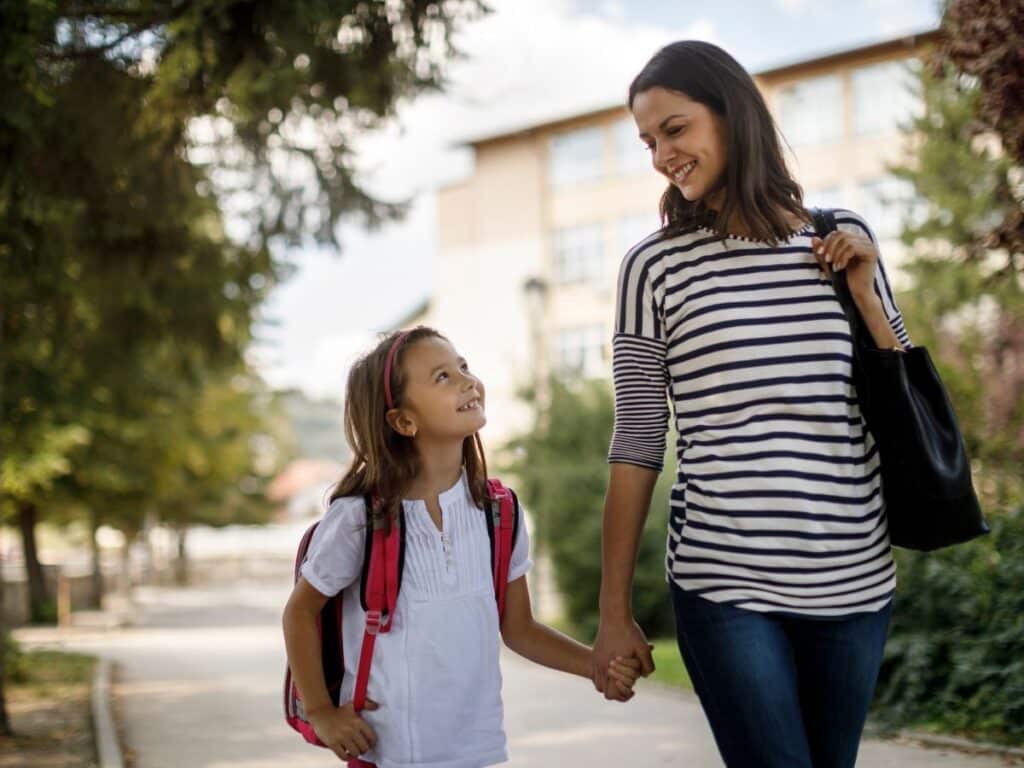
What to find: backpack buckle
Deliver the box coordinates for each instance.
[365,610,383,635]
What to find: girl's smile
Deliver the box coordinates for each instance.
[395,336,487,440]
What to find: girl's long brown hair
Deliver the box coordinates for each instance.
[329,326,490,526]
[628,41,810,245]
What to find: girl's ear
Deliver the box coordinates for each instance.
[386,408,418,438]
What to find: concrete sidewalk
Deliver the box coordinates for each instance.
[14,583,1021,767]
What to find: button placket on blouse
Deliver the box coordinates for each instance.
[438,502,457,585]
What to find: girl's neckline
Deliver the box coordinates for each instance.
[402,469,467,509]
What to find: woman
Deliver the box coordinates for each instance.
[590,41,911,768]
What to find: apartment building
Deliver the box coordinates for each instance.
[428,30,938,449]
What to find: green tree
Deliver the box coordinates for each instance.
[1,0,485,619]
[871,2,1024,742]
[151,367,288,584]
[0,0,482,733]
[505,380,675,641]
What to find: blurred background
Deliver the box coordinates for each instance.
[2,0,1022,764]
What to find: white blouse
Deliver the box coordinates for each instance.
[300,471,532,768]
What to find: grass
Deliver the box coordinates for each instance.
[0,646,99,768]
[7,648,96,690]
[647,636,693,691]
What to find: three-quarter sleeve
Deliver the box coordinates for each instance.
[607,241,670,471]
[835,209,912,348]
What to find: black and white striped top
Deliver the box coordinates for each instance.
[608,209,910,619]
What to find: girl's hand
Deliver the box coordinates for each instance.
[606,655,644,701]
[811,231,879,302]
[308,699,379,762]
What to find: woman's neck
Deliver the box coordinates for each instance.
[704,196,804,238]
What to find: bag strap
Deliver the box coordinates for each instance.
[353,500,401,712]
[485,478,517,621]
[810,207,870,352]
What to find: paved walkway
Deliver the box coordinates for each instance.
[15,583,1020,767]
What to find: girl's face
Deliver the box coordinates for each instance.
[632,86,728,208]
[391,336,486,443]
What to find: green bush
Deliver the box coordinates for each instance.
[873,508,1024,743]
[2,632,28,684]
[504,379,675,640]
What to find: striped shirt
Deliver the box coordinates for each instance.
[608,209,910,619]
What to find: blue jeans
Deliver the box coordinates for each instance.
[670,584,892,768]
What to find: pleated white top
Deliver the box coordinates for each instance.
[300,470,532,768]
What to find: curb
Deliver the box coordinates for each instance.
[896,730,1024,761]
[91,658,124,768]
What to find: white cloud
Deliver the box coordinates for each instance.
[777,0,811,13]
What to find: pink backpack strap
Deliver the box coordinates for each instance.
[353,502,401,712]
[486,478,516,620]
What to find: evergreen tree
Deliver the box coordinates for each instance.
[872,3,1024,741]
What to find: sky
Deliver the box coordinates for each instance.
[251,0,942,401]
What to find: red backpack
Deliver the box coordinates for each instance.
[284,478,521,747]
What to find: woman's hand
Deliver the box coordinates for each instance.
[811,230,878,303]
[591,616,654,701]
[308,699,379,762]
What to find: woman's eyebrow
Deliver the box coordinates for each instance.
[638,113,689,139]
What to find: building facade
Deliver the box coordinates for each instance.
[432,31,937,450]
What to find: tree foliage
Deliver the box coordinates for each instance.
[872,2,1024,743]
[504,380,675,640]
[1,0,485,635]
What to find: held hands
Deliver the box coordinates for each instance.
[308,699,379,762]
[606,654,645,701]
[591,617,655,703]
[811,230,879,301]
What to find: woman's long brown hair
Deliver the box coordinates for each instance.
[329,326,489,526]
[628,41,810,244]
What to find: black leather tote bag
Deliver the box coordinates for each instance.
[812,208,989,551]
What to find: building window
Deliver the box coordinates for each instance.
[858,176,920,241]
[549,126,604,187]
[776,74,843,147]
[617,212,660,255]
[615,117,650,176]
[852,60,920,137]
[557,325,607,379]
[554,224,605,284]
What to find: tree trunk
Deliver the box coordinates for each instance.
[0,639,11,737]
[17,501,49,623]
[119,533,133,596]
[0,574,12,736]
[88,507,103,609]
[174,525,188,587]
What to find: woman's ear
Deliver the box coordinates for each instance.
[386,408,418,438]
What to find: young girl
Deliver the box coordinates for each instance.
[283,326,642,768]
[591,42,912,768]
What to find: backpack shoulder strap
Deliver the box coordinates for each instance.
[353,496,402,712]
[485,478,518,622]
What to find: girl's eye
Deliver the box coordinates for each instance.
[436,372,448,382]
[460,362,470,372]
[667,125,684,136]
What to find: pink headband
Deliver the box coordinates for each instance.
[383,330,412,409]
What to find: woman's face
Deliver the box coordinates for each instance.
[631,86,727,207]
